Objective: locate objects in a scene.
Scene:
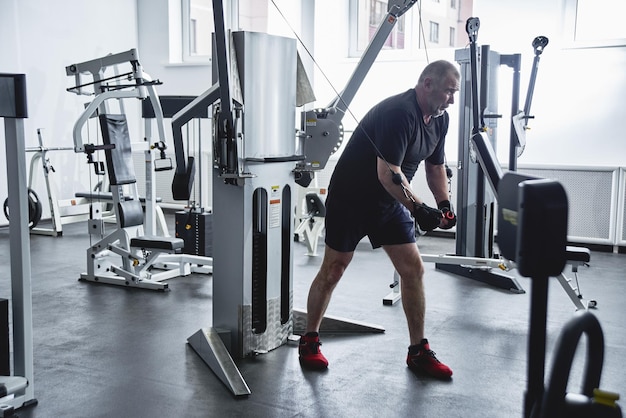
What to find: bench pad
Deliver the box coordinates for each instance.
[130,235,184,251]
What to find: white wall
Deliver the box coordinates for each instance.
[0,0,139,226]
[474,0,626,168]
[136,0,212,96]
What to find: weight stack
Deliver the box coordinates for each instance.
[175,210,213,257]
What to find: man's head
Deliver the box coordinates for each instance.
[415,60,460,119]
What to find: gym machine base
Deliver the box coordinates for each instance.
[0,74,38,415]
[384,250,596,310]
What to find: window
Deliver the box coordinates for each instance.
[562,0,626,48]
[190,18,198,54]
[429,21,439,44]
[351,0,408,55]
[181,0,214,62]
[349,0,473,55]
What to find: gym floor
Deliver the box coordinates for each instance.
[1,215,625,418]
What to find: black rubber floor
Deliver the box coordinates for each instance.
[1,217,624,418]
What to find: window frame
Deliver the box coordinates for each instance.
[562,0,626,48]
[181,0,213,63]
[348,0,418,59]
[429,21,439,44]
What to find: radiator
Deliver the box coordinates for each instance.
[517,165,619,245]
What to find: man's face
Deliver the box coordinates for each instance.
[426,73,460,118]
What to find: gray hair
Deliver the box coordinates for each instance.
[417,60,460,86]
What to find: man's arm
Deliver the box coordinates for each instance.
[424,161,449,205]
[376,157,423,212]
[425,161,456,229]
[377,158,444,231]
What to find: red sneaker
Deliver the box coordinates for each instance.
[406,339,453,379]
[299,332,328,370]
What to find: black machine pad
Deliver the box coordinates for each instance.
[99,114,136,186]
[130,236,185,251]
[497,172,568,277]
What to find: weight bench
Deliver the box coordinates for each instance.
[559,246,596,310]
[79,114,191,291]
[0,376,29,416]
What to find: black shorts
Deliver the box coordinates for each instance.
[324,196,416,252]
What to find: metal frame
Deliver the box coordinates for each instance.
[0,73,37,414]
[430,29,549,294]
[26,129,91,236]
[66,50,212,291]
[181,0,402,397]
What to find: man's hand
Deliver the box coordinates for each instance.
[413,202,442,232]
[437,200,456,229]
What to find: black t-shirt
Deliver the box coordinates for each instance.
[328,88,448,211]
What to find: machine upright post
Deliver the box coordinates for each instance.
[500,53,522,171]
[1,73,37,411]
[525,276,549,418]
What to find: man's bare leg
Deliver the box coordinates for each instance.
[305,245,354,333]
[300,245,354,369]
[383,243,425,345]
[384,242,453,379]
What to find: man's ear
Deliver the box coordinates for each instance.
[423,76,434,90]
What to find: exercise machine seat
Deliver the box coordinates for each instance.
[75,191,162,203]
[130,235,185,251]
[566,246,591,264]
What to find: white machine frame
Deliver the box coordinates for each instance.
[25,128,92,236]
[66,49,211,291]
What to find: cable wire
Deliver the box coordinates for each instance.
[269,0,432,205]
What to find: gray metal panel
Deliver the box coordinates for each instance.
[233,31,296,158]
[212,32,297,359]
[454,47,498,258]
[242,297,292,354]
[4,116,36,408]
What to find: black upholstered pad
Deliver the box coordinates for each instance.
[566,246,591,263]
[118,200,144,228]
[99,114,136,186]
[130,235,185,251]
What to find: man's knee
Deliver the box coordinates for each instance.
[320,258,349,285]
[318,246,353,285]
